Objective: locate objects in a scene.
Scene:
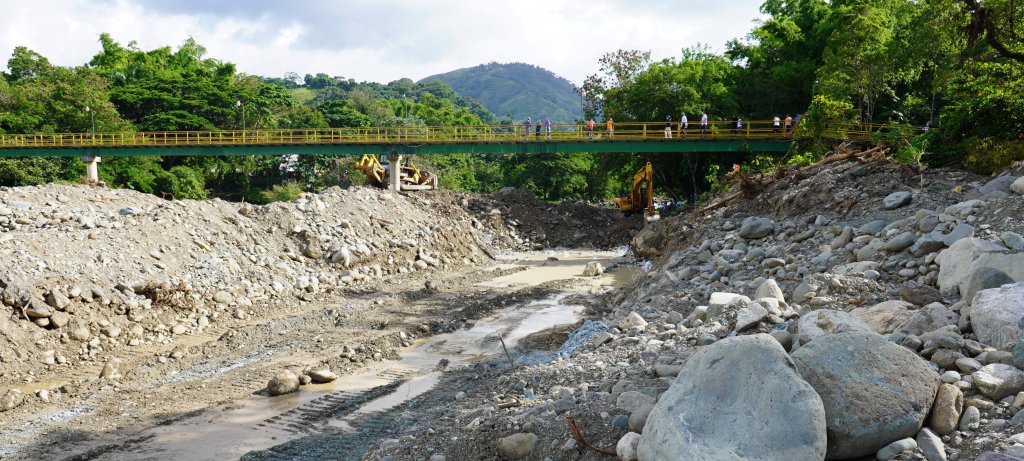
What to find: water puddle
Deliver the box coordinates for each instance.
[56,251,642,460]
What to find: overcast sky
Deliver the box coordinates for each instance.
[1,0,764,85]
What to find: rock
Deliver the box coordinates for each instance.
[940,223,975,247]
[628,404,653,433]
[770,330,793,351]
[876,438,917,461]
[883,191,913,210]
[857,239,886,262]
[67,321,92,341]
[616,391,655,413]
[956,357,983,374]
[738,217,775,239]
[851,300,916,335]
[898,303,959,336]
[979,175,1019,195]
[496,433,537,460]
[653,364,681,378]
[959,405,981,431]
[971,283,1024,348]
[936,238,1023,297]
[929,384,963,435]
[973,364,1024,400]
[0,389,25,412]
[916,428,946,461]
[582,261,605,277]
[45,291,71,310]
[1013,177,1024,195]
[910,235,946,257]
[617,312,648,331]
[734,303,769,331]
[25,303,53,319]
[900,284,943,307]
[977,453,1024,461]
[212,291,234,304]
[884,232,916,252]
[267,371,300,396]
[797,309,874,341]
[308,369,337,383]
[754,279,785,303]
[859,220,889,236]
[1003,232,1024,251]
[791,331,939,459]
[638,334,826,461]
[100,359,122,380]
[49,311,70,328]
[966,267,1016,304]
[616,432,641,461]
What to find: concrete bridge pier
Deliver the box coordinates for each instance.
[81,156,101,183]
[387,154,401,191]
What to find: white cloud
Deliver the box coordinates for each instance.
[0,0,764,84]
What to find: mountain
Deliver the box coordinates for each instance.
[419,62,581,123]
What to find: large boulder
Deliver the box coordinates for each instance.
[738,217,776,239]
[1012,177,1024,195]
[797,309,874,341]
[851,300,916,335]
[267,371,300,396]
[970,283,1024,348]
[936,238,1024,297]
[638,334,826,461]
[973,364,1024,400]
[897,303,959,337]
[883,191,913,210]
[964,267,1015,305]
[753,279,785,303]
[791,331,939,459]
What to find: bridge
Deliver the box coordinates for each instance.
[0,120,890,185]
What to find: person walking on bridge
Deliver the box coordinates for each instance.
[524,117,532,141]
[535,120,541,139]
[544,118,552,139]
[587,118,595,139]
[664,115,673,138]
[606,118,614,138]
[700,112,708,136]
[735,117,743,136]
[680,112,688,136]
[785,115,793,134]
[773,115,781,133]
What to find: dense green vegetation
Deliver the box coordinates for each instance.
[1,0,1022,204]
[420,62,580,122]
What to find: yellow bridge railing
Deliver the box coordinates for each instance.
[0,121,907,149]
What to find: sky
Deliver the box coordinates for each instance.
[0,0,765,85]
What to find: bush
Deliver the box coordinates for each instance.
[962,137,1024,174]
[169,166,206,199]
[261,181,305,203]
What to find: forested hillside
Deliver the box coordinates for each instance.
[0,0,1022,205]
[420,62,580,122]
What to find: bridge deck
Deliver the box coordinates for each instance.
[0,121,888,157]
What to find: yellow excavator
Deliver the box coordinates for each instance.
[353,154,438,191]
[613,162,660,223]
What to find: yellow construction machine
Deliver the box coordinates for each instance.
[613,162,660,223]
[353,154,438,191]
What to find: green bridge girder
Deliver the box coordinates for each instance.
[0,139,792,157]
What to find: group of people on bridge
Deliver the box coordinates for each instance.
[520,112,803,141]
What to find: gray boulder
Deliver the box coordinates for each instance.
[753,279,785,303]
[979,175,1019,196]
[897,303,959,337]
[936,238,1023,297]
[791,331,939,459]
[739,217,776,239]
[1002,231,1024,251]
[900,284,943,307]
[964,267,1015,305]
[884,232,916,252]
[973,364,1024,400]
[858,220,889,236]
[939,223,975,247]
[929,383,963,435]
[267,371,300,396]
[851,300,916,335]
[883,191,913,210]
[1012,177,1024,195]
[797,309,874,341]
[970,283,1024,348]
[638,334,826,461]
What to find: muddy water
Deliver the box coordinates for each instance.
[82,250,641,460]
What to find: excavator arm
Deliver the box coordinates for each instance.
[613,162,659,223]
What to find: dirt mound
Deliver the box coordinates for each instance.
[468,188,640,250]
